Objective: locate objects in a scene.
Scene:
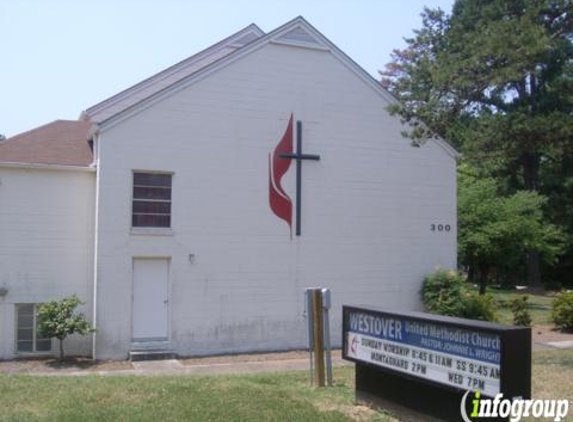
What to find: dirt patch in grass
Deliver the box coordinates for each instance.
[346,405,384,422]
[0,357,133,374]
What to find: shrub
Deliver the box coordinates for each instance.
[552,292,573,331]
[510,296,532,327]
[421,269,466,317]
[421,269,498,322]
[460,293,498,322]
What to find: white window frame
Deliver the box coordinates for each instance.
[15,304,53,355]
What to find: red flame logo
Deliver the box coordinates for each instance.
[269,114,293,234]
[350,335,359,355]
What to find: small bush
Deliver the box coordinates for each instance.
[422,269,466,317]
[460,294,498,322]
[421,269,498,322]
[552,292,573,331]
[510,296,532,327]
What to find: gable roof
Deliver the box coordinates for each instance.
[84,16,459,159]
[83,23,264,124]
[0,120,92,167]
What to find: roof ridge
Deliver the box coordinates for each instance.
[84,23,264,117]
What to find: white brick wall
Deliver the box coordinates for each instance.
[0,167,95,359]
[94,42,457,359]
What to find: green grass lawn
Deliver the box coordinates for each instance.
[0,367,397,422]
[1,350,572,422]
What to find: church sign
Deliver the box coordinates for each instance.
[342,305,531,422]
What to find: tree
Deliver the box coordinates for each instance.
[458,165,564,294]
[381,0,573,286]
[37,295,95,361]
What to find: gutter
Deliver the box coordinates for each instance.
[88,125,101,360]
[0,162,96,172]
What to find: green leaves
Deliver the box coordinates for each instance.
[422,269,467,316]
[421,268,498,321]
[458,165,566,278]
[37,295,95,360]
[511,296,533,326]
[552,292,573,331]
[385,0,573,285]
[382,0,573,146]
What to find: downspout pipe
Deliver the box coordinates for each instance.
[88,124,100,360]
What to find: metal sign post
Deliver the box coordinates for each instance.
[305,288,315,384]
[321,288,333,386]
[304,287,332,387]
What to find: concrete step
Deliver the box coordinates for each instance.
[129,350,176,361]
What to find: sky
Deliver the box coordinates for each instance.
[1,0,454,138]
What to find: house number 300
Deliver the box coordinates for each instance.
[431,224,451,232]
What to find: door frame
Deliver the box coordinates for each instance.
[131,256,172,342]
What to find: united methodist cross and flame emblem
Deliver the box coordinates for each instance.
[268,113,320,237]
[268,114,294,235]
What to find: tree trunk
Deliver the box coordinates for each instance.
[522,151,543,287]
[522,151,540,191]
[478,264,489,295]
[59,339,64,362]
[468,264,476,284]
[527,250,542,288]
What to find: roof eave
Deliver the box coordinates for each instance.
[0,161,96,172]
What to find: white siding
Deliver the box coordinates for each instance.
[0,167,95,359]
[94,43,456,359]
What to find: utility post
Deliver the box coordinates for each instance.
[305,287,332,387]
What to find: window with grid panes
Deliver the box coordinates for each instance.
[132,172,172,227]
[16,304,52,353]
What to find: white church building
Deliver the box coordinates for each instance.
[0,17,458,360]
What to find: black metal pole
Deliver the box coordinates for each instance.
[296,120,302,236]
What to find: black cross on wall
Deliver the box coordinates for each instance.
[280,120,320,236]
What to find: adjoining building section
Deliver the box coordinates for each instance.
[0,17,458,360]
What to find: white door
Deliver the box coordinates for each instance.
[132,258,169,341]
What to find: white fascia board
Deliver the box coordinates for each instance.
[0,162,96,172]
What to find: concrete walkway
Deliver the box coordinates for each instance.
[533,339,573,351]
[3,339,571,377]
[131,356,350,376]
[38,355,351,377]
